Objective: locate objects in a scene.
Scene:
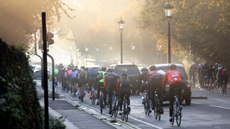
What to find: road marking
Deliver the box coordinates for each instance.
[128,116,163,129]
[215,99,230,104]
[48,82,162,129]
[210,105,230,110]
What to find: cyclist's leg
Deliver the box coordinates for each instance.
[126,87,131,112]
[103,87,107,105]
[150,81,157,108]
[156,81,163,108]
[119,89,124,111]
[169,84,175,118]
[108,81,116,111]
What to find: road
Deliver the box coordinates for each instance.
[37,79,230,129]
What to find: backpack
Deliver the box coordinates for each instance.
[97,72,103,80]
[119,79,130,87]
[89,69,96,77]
[221,69,227,77]
[149,71,163,83]
[64,72,68,78]
[79,70,86,77]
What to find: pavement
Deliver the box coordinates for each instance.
[36,81,116,129]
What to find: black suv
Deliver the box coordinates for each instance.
[154,64,191,105]
[111,63,140,94]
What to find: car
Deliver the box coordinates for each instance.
[31,65,50,79]
[85,65,101,73]
[154,64,191,105]
[111,63,140,94]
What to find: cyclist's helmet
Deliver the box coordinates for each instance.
[101,67,106,71]
[204,63,207,66]
[121,72,128,78]
[218,67,222,71]
[218,64,222,67]
[215,63,218,66]
[141,67,148,72]
[107,68,112,72]
[199,64,203,67]
[81,66,85,70]
[209,64,213,67]
[169,63,177,69]
[149,65,156,71]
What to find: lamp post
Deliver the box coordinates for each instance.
[164,0,174,64]
[109,45,113,63]
[96,48,99,65]
[131,43,135,63]
[68,46,73,64]
[85,46,88,66]
[156,44,162,64]
[118,17,125,64]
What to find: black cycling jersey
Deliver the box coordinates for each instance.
[206,67,215,78]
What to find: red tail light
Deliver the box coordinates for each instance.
[187,82,190,90]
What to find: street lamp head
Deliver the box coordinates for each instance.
[109,45,113,50]
[118,17,125,32]
[131,43,135,50]
[76,48,79,51]
[85,47,88,51]
[96,48,99,51]
[164,2,174,19]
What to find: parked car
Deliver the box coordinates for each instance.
[31,65,50,79]
[111,63,140,94]
[154,64,191,105]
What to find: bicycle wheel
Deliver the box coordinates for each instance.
[114,98,118,118]
[147,99,150,116]
[176,110,181,126]
[171,117,174,125]
[144,101,147,115]
[157,100,161,121]
[126,113,128,122]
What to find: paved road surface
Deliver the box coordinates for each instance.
[36,79,230,129]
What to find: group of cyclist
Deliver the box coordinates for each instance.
[54,63,187,122]
[189,62,229,90]
[54,64,132,116]
[139,64,184,122]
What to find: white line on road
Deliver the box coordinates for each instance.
[215,99,230,104]
[210,105,230,110]
[128,116,163,129]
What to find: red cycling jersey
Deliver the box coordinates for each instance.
[163,70,183,90]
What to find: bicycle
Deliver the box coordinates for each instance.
[79,82,86,102]
[91,85,97,105]
[111,92,119,118]
[208,77,214,94]
[121,94,129,122]
[171,88,182,126]
[222,80,227,96]
[99,87,105,114]
[154,88,161,121]
[73,81,78,96]
[143,89,150,116]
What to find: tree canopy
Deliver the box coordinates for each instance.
[0,0,74,45]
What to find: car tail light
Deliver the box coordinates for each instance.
[187,82,190,90]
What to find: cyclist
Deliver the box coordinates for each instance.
[104,68,120,114]
[139,67,149,104]
[200,63,208,88]
[206,64,215,86]
[116,73,131,115]
[62,68,68,90]
[78,66,87,99]
[216,66,229,90]
[54,65,59,85]
[162,63,184,122]
[198,64,203,87]
[70,68,78,92]
[148,65,165,114]
[96,67,107,106]
[189,63,197,87]
[88,67,97,99]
